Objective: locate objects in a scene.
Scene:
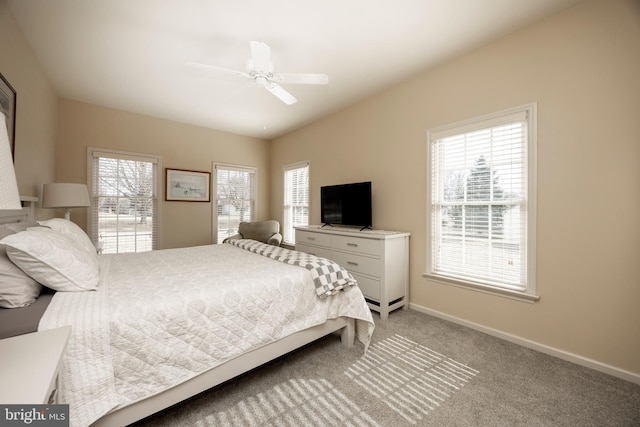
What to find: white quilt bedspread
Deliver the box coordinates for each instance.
[39,243,374,427]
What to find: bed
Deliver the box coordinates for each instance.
[0,201,375,427]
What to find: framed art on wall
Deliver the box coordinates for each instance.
[165,168,211,202]
[0,72,16,159]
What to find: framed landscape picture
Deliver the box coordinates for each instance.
[0,72,16,158]
[165,168,211,202]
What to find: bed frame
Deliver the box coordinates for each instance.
[0,198,356,426]
[0,196,37,226]
[94,317,354,426]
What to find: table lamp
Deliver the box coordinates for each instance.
[42,183,90,221]
[0,112,21,210]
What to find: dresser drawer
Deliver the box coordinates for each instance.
[296,230,331,248]
[295,226,409,320]
[331,251,380,277]
[352,272,380,300]
[332,235,381,256]
[295,243,333,260]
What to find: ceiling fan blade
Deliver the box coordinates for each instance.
[250,41,272,72]
[265,82,297,105]
[276,73,329,85]
[186,62,250,79]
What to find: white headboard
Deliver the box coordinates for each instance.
[0,196,37,225]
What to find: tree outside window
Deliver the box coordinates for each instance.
[215,165,256,244]
[90,149,159,254]
[427,104,536,298]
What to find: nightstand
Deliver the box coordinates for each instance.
[0,326,71,404]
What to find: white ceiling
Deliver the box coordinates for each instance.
[8,0,582,139]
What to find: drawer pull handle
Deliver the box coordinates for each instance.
[347,261,359,266]
[347,243,358,247]
[307,237,315,241]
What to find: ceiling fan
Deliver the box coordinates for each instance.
[187,41,329,105]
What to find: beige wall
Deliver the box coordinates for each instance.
[271,0,640,376]
[0,0,57,205]
[57,100,270,249]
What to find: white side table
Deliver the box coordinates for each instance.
[0,326,71,404]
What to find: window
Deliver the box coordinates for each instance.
[426,104,537,301]
[88,148,160,254]
[214,163,256,244]
[283,162,309,245]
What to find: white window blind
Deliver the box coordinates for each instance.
[88,148,160,254]
[427,104,536,297]
[283,162,309,244]
[214,163,256,244]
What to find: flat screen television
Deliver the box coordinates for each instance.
[320,181,372,230]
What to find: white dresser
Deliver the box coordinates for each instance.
[295,226,410,320]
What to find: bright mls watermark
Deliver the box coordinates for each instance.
[1,405,69,426]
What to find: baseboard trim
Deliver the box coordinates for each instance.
[409,303,640,386]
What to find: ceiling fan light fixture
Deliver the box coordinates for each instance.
[266,83,298,105]
[187,41,327,105]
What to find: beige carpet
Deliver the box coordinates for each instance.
[345,334,478,424]
[133,309,640,426]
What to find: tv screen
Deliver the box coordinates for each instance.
[320,181,372,229]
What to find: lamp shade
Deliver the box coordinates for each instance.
[42,183,91,209]
[0,112,21,210]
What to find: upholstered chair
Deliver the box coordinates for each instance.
[223,220,283,246]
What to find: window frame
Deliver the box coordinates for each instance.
[283,161,310,245]
[213,162,257,244]
[87,147,162,253]
[425,103,538,302]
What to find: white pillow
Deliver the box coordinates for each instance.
[39,218,97,261]
[0,229,42,308]
[2,228,99,292]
